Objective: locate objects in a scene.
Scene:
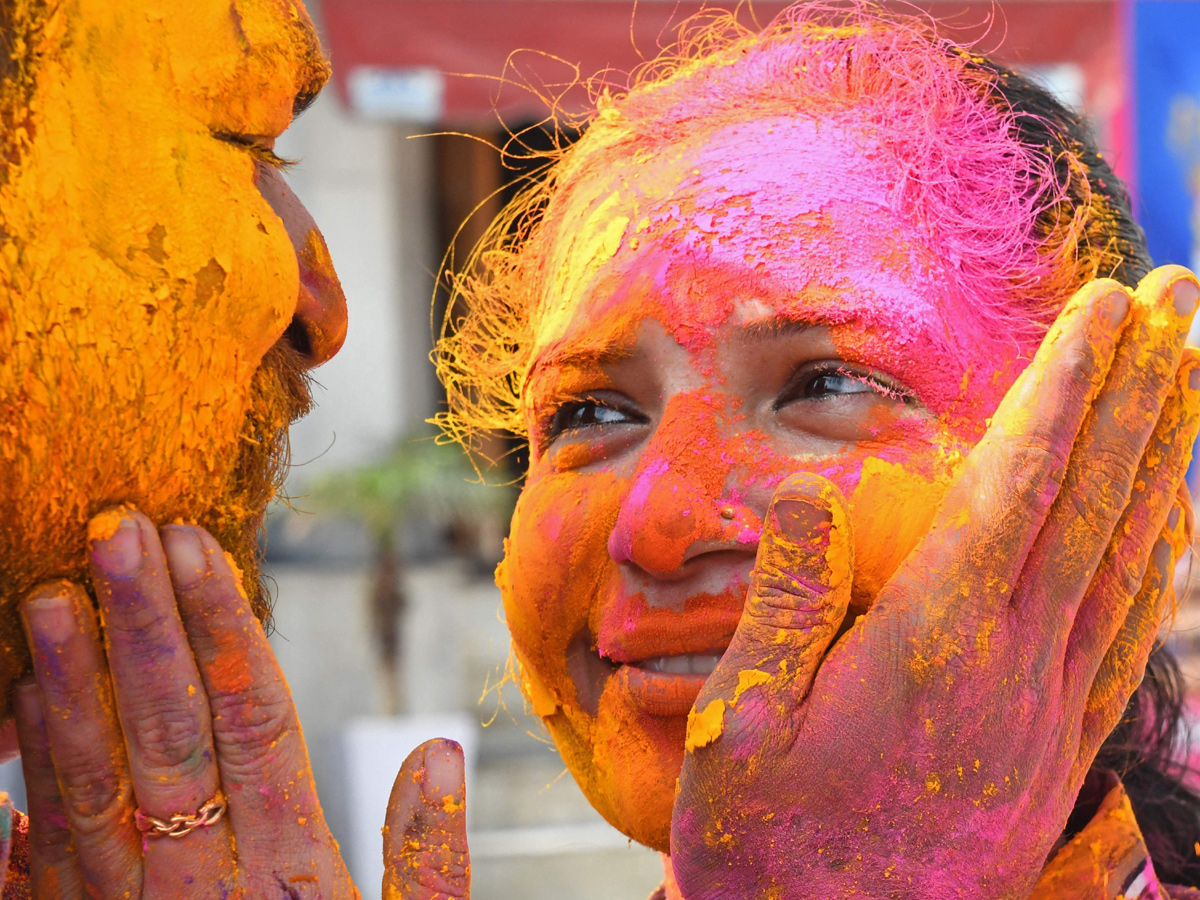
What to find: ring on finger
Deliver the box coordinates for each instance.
[135,793,226,839]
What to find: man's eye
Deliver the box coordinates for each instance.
[548,399,637,439]
[213,132,296,170]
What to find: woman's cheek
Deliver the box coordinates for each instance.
[846,441,967,611]
[499,467,622,719]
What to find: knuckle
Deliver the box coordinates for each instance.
[105,601,176,641]
[746,590,838,639]
[395,827,470,899]
[1059,340,1102,393]
[209,682,295,772]
[127,700,209,772]
[57,767,128,825]
[1101,550,1149,605]
[999,437,1069,512]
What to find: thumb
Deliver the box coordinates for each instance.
[383,739,470,900]
[684,472,853,756]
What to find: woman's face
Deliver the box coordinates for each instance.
[500,115,1040,849]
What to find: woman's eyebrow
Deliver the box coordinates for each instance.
[738,316,822,341]
[533,340,637,372]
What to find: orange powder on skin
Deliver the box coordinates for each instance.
[505,340,970,850]
[497,99,1066,854]
[0,0,328,712]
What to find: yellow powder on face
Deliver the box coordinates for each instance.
[685,698,726,752]
[0,0,330,714]
[848,454,953,610]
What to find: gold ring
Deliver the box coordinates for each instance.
[135,794,226,839]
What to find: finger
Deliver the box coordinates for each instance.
[1067,349,1200,685]
[383,739,470,900]
[878,278,1129,622]
[1015,267,1200,628]
[88,510,233,892]
[14,678,85,900]
[1075,528,1179,776]
[19,580,141,899]
[683,472,853,757]
[170,527,324,867]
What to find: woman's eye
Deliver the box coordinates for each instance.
[805,372,876,398]
[777,365,914,409]
[548,399,638,440]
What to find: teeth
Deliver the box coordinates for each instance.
[639,653,723,675]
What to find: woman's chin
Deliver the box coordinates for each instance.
[588,689,690,852]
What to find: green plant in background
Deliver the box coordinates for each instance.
[305,430,517,714]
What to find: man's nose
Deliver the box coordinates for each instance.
[255,164,348,367]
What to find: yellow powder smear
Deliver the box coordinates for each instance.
[732,668,772,704]
[685,698,726,751]
[86,508,126,545]
[442,795,464,813]
[824,494,851,590]
[849,455,946,608]
[222,550,250,601]
[522,669,561,718]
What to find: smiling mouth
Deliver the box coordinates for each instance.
[631,653,723,676]
[607,649,727,718]
[567,627,733,719]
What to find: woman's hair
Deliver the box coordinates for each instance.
[434,2,1200,882]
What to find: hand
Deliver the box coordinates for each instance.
[670,266,1200,899]
[15,509,471,899]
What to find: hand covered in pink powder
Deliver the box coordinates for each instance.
[671,267,1200,900]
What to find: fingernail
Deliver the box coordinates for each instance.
[1101,288,1130,328]
[421,740,463,808]
[1172,275,1200,319]
[771,498,832,544]
[21,591,76,646]
[162,526,208,590]
[88,515,142,578]
[1190,366,1200,392]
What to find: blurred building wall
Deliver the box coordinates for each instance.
[274,91,439,484]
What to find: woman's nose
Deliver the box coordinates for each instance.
[608,394,755,579]
[255,164,348,367]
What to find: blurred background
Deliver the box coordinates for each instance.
[14,2,1200,899]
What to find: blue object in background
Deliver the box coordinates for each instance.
[1135,1,1200,272]
[1134,1,1200,494]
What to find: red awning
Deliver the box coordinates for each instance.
[320,1,1123,129]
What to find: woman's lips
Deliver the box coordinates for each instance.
[615,651,726,718]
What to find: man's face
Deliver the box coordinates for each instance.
[0,0,346,710]
[500,116,1040,850]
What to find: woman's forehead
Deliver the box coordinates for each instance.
[523,113,1032,421]
[532,116,949,356]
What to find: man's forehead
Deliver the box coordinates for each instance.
[134,0,329,136]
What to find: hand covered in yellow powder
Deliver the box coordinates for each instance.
[14,508,469,899]
[671,266,1200,900]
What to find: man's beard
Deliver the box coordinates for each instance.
[0,341,313,714]
[189,340,313,626]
